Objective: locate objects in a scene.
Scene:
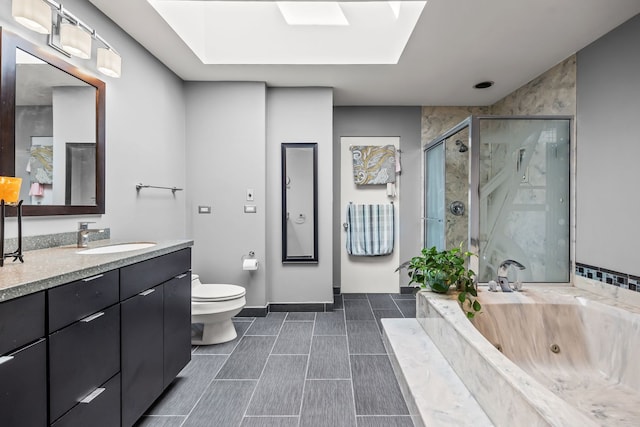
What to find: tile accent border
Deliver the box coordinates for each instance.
[575,262,640,292]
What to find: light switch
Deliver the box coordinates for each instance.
[246,188,254,201]
[198,206,211,214]
[244,205,256,213]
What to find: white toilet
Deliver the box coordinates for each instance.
[191,274,246,345]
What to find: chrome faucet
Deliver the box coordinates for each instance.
[496,259,526,292]
[77,222,104,248]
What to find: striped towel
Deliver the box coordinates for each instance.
[346,204,394,256]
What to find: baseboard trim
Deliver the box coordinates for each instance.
[237,307,268,317]
[237,302,334,317]
[269,302,333,312]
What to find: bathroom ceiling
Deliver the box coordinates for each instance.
[88,0,640,106]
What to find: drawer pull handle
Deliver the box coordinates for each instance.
[80,387,105,404]
[0,356,14,365]
[175,273,188,279]
[82,274,104,282]
[139,289,155,296]
[80,312,105,323]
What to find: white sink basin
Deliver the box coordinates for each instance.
[78,242,156,255]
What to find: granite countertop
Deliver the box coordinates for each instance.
[0,239,193,302]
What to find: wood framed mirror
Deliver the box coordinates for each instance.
[281,142,318,264]
[0,28,105,216]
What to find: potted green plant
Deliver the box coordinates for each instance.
[397,243,481,318]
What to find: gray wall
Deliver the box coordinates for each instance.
[333,107,422,288]
[0,0,187,240]
[185,82,267,307]
[185,85,333,308]
[576,14,640,275]
[267,88,334,304]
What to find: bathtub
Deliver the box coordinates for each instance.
[416,286,640,426]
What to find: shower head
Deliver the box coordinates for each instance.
[455,139,468,153]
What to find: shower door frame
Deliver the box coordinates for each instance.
[423,115,574,284]
[423,117,475,273]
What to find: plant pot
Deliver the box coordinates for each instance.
[427,271,450,294]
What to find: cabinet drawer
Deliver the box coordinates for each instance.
[48,270,119,333]
[0,339,47,427]
[120,248,191,300]
[49,304,120,423]
[51,374,121,427]
[0,292,45,355]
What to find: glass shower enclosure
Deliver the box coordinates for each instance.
[424,116,571,283]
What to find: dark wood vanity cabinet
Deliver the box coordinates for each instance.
[51,374,121,427]
[163,273,191,387]
[48,270,120,425]
[0,292,47,427]
[0,246,191,427]
[48,305,120,423]
[120,284,164,427]
[120,248,192,427]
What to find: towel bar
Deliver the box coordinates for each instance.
[135,183,183,194]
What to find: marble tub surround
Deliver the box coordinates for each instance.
[382,318,493,427]
[472,288,640,426]
[544,279,640,314]
[416,289,599,427]
[0,238,193,302]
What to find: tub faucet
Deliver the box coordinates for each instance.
[497,259,526,292]
[77,222,104,248]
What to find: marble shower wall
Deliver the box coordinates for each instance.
[421,106,488,148]
[444,127,470,250]
[421,56,577,266]
[490,56,576,116]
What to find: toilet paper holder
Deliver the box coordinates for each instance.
[241,251,258,271]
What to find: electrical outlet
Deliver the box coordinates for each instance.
[246,188,254,201]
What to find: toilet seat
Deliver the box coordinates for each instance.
[192,284,245,302]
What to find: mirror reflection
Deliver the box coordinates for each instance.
[282,143,318,263]
[15,48,97,206]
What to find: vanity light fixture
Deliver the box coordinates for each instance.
[12,0,51,34]
[96,46,121,78]
[11,0,122,78]
[60,21,91,59]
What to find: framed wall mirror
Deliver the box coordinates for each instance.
[0,28,105,216]
[281,142,318,264]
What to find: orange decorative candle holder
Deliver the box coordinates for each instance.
[0,176,24,266]
[0,176,22,205]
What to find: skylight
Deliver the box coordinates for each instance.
[276,2,349,26]
[146,0,427,65]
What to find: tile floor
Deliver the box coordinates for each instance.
[135,293,417,427]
